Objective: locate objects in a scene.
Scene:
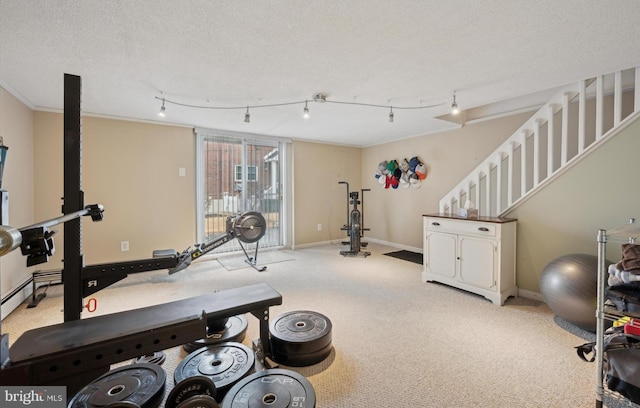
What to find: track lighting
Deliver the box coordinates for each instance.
[451,93,459,115]
[153,94,445,124]
[158,98,166,117]
[303,101,310,119]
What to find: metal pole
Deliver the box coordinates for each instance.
[63,73,84,322]
[595,228,607,408]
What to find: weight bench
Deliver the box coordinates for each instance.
[0,283,282,395]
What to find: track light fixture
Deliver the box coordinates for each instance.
[158,98,166,117]
[303,101,310,119]
[312,93,327,103]
[451,93,459,115]
[154,94,445,124]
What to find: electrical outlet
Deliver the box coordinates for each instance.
[120,241,129,251]
[317,224,322,231]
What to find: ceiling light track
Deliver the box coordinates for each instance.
[154,93,451,123]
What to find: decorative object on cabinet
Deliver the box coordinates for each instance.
[422,214,517,305]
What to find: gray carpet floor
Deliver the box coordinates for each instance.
[2,242,638,407]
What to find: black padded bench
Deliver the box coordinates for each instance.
[0,283,282,394]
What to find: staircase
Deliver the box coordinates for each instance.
[440,66,640,218]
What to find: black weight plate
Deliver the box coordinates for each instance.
[175,342,255,401]
[104,401,141,408]
[184,315,248,353]
[233,212,266,243]
[104,402,141,408]
[221,369,315,408]
[132,350,166,365]
[68,363,165,408]
[269,311,332,355]
[271,341,333,367]
[166,376,217,408]
[177,394,221,408]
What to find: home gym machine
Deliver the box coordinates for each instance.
[164,210,267,274]
[0,74,282,395]
[338,181,370,257]
[0,208,268,299]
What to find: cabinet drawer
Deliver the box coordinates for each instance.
[425,218,497,237]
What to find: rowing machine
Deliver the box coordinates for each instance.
[167,211,268,273]
[0,209,268,299]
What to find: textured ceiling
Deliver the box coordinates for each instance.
[1,1,639,146]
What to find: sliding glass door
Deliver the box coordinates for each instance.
[196,129,285,253]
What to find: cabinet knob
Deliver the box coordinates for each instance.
[431,222,440,226]
[478,227,489,232]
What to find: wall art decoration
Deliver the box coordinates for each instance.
[375,156,427,190]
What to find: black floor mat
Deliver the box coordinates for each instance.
[383,250,423,265]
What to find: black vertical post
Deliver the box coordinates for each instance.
[63,74,84,322]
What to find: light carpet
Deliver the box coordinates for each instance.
[216,248,296,271]
[1,243,637,407]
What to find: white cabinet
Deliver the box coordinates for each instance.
[422,214,517,305]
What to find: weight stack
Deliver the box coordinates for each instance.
[269,310,333,367]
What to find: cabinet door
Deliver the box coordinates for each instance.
[458,236,496,289]
[426,231,457,278]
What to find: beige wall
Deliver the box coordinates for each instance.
[508,114,640,293]
[292,141,361,246]
[362,112,535,249]
[0,87,34,318]
[33,112,196,266]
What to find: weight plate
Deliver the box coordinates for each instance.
[132,351,166,365]
[104,402,141,408]
[177,395,221,408]
[68,363,165,408]
[184,315,248,353]
[233,212,266,243]
[271,341,333,367]
[175,342,255,401]
[221,369,316,408]
[269,310,332,355]
[166,375,217,408]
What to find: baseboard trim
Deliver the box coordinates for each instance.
[359,237,422,254]
[1,281,34,320]
[292,240,336,250]
[517,288,544,302]
[293,238,423,254]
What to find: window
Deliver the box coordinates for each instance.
[235,164,258,182]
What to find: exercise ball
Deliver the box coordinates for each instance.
[540,253,601,332]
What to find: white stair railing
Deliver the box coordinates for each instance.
[440,66,640,217]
